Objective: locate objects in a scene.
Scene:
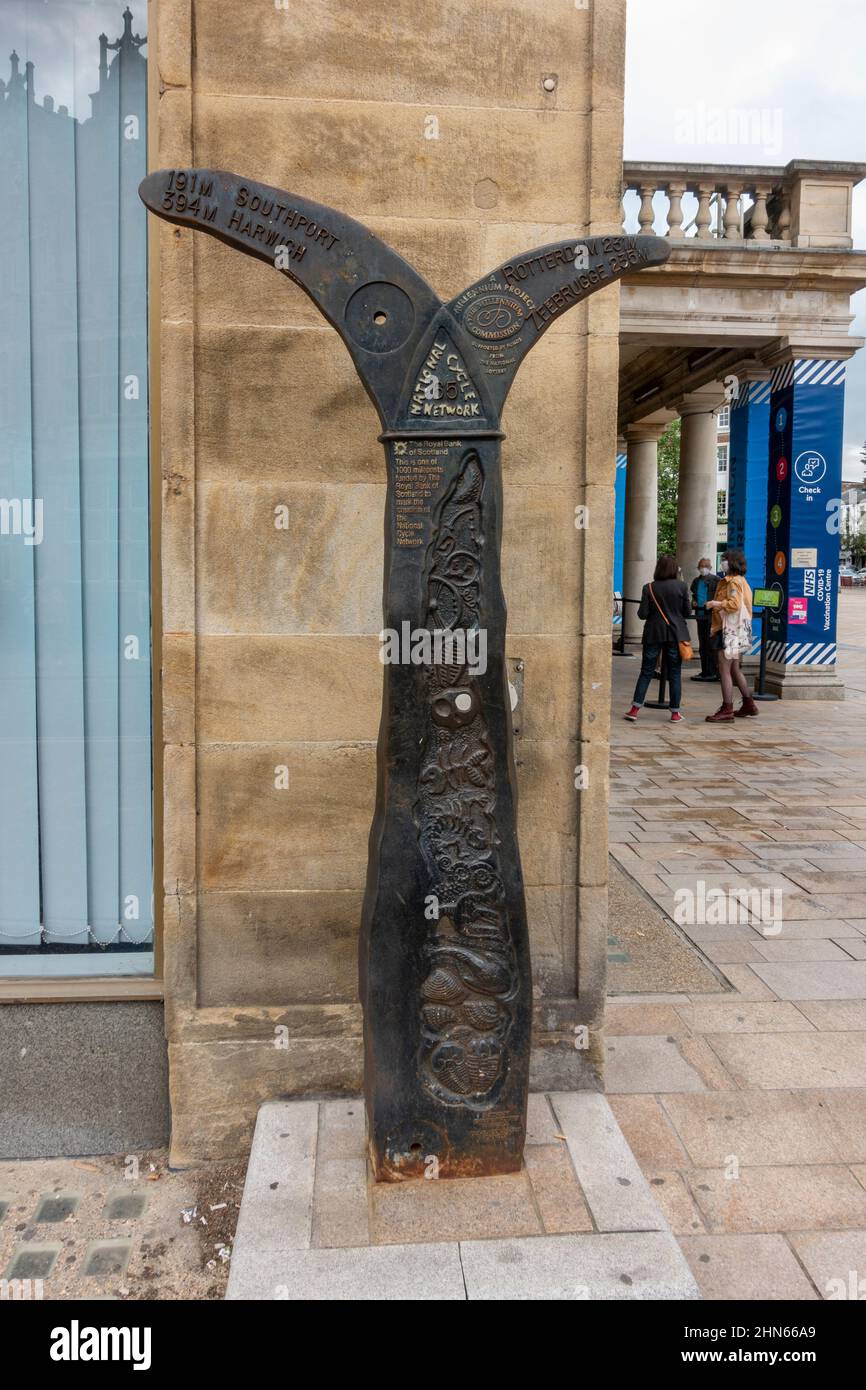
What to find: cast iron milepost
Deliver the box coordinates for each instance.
[140,169,669,1180]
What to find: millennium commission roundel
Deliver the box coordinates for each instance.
[464,291,527,341]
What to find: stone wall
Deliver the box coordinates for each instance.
[156,0,625,1161]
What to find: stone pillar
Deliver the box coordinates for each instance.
[623,422,664,642]
[677,388,726,585]
[727,368,771,658]
[154,0,629,1160]
[764,355,849,698]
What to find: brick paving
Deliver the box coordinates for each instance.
[608,588,866,1299]
[3,595,866,1302]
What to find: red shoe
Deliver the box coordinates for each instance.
[624,705,640,722]
[705,703,734,723]
[734,697,759,717]
[670,711,684,723]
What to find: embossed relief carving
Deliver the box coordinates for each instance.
[415,452,517,1108]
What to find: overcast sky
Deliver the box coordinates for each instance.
[624,0,866,480]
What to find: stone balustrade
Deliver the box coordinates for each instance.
[622,160,866,249]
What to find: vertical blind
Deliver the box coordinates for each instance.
[0,6,152,963]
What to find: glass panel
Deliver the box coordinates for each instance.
[0,2,152,977]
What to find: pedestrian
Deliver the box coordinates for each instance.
[704,548,758,722]
[690,556,719,681]
[624,555,693,724]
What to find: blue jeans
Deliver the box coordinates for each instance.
[632,640,682,711]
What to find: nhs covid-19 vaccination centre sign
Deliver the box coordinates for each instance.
[764,358,846,670]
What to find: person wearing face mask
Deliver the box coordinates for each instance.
[689,557,719,681]
[704,549,757,721]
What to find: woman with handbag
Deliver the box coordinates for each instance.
[704,548,757,723]
[624,555,694,724]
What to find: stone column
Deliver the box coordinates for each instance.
[153,0,630,1160]
[623,422,665,642]
[676,387,727,586]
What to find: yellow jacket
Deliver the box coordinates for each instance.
[710,574,753,634]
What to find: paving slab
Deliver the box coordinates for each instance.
[605,1035,708,1094]
[458,1231,700,1300]
[230,1241,467,1301]
[370,1171,541,1245]
[783,871,866,895]
[609,993,692,1006]
[525,1091,561,1146]
[318,1099,366,1160]
[523,1145,594,1234]
[851,1163,866,1192]
[710,964,778,1000]
[789,1231,866,1299]
[702,941,766,964]
[646,1171,706,1235]
[678,1234,818,1300]
[751,960,866,999]
[773,894,865,919]
[659,1091,854,1167]
[226,1100,318,1299]
[707,1032,866,1089]
[605,1003,689,1035]
[607,1095,691,1170]
[794,1000,866,1029]
[550,1092,668,1232]
[677,1036,738,1090]
[686,1165,866,1233]
[758,920,863,939]
[311,1156,369,1249]
[753,939,852,961]
[810,1090,866,1163]
[679,923,765,943]
[674,1001,812,1034]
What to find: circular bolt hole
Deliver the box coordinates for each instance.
[433,699,451,720]
[409,1142,422,1152]
[373,311,388,325]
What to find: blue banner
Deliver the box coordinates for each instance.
[613,450,626,598]
[728,378,771,650]
[766,360,846,668]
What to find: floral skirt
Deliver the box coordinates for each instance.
[712,614,752,660]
